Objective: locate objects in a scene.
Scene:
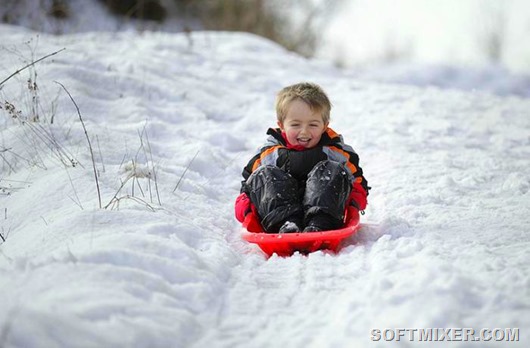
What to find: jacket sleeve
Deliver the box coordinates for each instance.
[325,143,370,210]
[342,151,369,210]
[348,181,368,210]
[240,145,285,192]
[241,153,261,192]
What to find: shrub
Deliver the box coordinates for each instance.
[98,0,167,21]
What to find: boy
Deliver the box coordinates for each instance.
[235,82,369,233]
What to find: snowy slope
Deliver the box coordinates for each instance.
[0,24,529,348]
[346,63,530,99]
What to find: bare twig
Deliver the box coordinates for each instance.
[64,167,84,210]
[5,100,79,168]
[134,124,161,205]
[55,81,102,209]
[0,48,65,88]
[0,151,16,173]
[0,227,8,243]
[173,150,199,193]
[143,129,161,205]
[181,151,242,201]
[104,176,132,209]
[135,129,150,201]
[95,134,105,173]
[106,195,156,212]
[134,176,146,198]
[31,122,79,167]
[0,208,8,243]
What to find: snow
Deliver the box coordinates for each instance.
[345,63,530,99]
[1,18,529,348]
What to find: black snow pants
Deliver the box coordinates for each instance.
[245,160,352,232]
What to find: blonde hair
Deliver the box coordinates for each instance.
[275,82,332,124]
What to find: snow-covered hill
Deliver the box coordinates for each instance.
[0,24,529,347]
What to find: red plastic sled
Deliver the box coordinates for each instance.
[241,206,361,257]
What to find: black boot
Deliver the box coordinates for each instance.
[278,214,304,233]
[303,213,343,232]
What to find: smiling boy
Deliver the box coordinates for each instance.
[235,82,369,233]
[281,98,326,149]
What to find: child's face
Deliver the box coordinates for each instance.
[278,99,327,149]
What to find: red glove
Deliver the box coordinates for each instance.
[348,183,367,211]
[235,192,252,222]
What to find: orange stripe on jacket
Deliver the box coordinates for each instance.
[327,146,358,175]
[251,145,283,172]
[325,128,340,139]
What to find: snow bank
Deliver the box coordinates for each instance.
[348,63,530,98]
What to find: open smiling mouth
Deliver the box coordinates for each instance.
[297,138,311,145]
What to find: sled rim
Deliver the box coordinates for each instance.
[241,224,358,244]
[241,206,361,256]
